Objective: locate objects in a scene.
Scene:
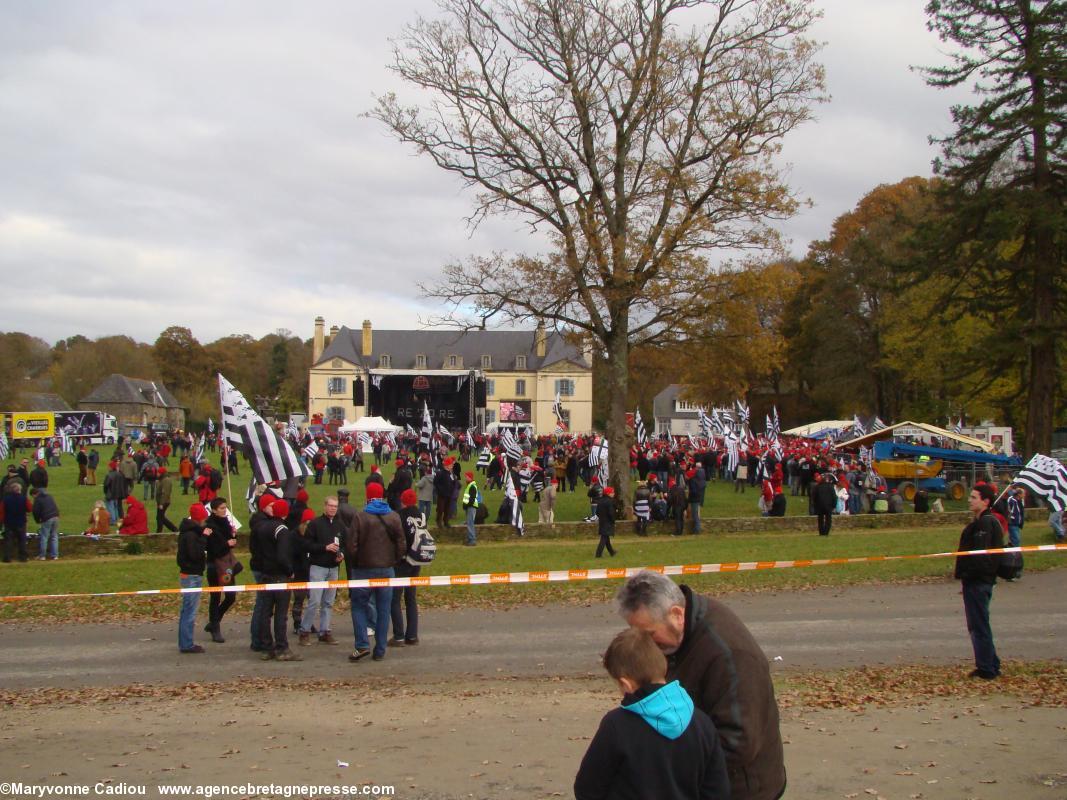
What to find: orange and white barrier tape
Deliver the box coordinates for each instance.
[1,544,1064,603]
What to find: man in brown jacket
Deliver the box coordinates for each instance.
[617,570,786,800]
[345,482,406,662]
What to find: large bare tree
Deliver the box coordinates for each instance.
[372,0,825,499]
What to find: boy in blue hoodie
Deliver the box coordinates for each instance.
[574,628,731,800]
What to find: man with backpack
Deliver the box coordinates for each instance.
[140,454,160,500]
[390,488,436,647]
[194,463,222,505]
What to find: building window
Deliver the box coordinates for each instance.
[554,379,575,396]
[448,354,462,368]
[379,354,391,368]
[325,406,346,421]
[481,354,492,369]
[515,379,526,396]
[327,377,347,395]
[516,355,527,370]
[674,399,698,412]
[486,379,495,397]
[415,354,426,369]
[485,409,496,425]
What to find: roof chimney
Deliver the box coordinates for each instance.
[313,316,325,362]
[362,320,373,357]
[328,324,339,346]
[535,321,546,358]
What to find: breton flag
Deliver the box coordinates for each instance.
[303,440,320,461]
[60,430,74,453]
[552,391,568,433]
[1013,454,1067,513]
[500,427,523,463]
[725,432,740,473]
[218,374,310,484]
[476,446,492,469]
[634,408,647,446]
[870,416,888,432]
[588,437,609,485]
[357,432,372,450]
[194,434,205,465]
[0,430,8,460]
[770,406,781,439]
[698,408,713,441]
[285,420,299,440]
[852,413,867,436]
[437,421,455,447]
[502,466,524,536]
[419,402,433,450]
[735,399,750,428]
[949,419,963,435]
[207,418,215,436]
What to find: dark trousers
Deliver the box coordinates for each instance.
[206,564,237,629]
[291,585,308,629]
[635,518,649,536]
[258,579,291,654]
[595,534,616,557]
[672,509,685,536]
[817,512,832,536]
[963,580,1000,677]
[156,504,178,533]
[250,570,271,650]
[2,524,28,562]
[390,562,421,640]
[436,498,450,528]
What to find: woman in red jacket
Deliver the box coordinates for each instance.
[119,495,149,535]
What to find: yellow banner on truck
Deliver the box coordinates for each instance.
[10,412,55,439]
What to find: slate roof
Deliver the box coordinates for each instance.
[652,384,699,419]
[80,374,184,408]
[316,327,589,371]
[20,392,72,412]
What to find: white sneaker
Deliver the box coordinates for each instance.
[367,627,375,637]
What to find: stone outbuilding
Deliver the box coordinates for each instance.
[78,374,186,435]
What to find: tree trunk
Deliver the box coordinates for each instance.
[1024,262,1057,457]
[604,326,632,518]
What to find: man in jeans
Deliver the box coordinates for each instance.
[298,496,345,646]
[460,471,479,546]
[345,482,406,662]
[176,503,211,653]
[30,487,61,560]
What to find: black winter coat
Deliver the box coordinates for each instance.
[177,517,208,575]
[955,510,1003,583]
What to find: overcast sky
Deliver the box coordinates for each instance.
[0,0,969,346]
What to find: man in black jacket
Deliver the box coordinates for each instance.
[30,487,60,560]
[298,496,345,646]
[595,488,616,558]
[251,498,300,661]
[617,570,786,800]
[176,504,211,653]
[956,483,1004,680]
[811,472,838,536]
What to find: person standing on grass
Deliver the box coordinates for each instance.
[155,467,178,532]
[2,481,31,562]
[176,503,212,654]
[461,471,479,546]
[76,446,89,486]
[955,483,1004,680]
[595,487,617,558]
[30,487,60,560]
[86,447,100,486]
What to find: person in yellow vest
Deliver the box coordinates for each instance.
[461,471,479,546]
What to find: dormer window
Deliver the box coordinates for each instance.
[448,354,462,368]
[481,354,492,369]
[516,355,527,370]
[379,354,391,368]
[415,354,427,369]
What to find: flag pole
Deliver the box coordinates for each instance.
[218,374,235,508]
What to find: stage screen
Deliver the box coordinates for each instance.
[368,373,472,428]
[499,400,532,422]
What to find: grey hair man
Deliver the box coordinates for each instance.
[615,570,786,800]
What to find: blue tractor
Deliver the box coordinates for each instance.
[871,440,1022,501]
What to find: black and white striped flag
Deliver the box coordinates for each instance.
[218,374,309,484]
[735,399,750,428]
[500,427,523,463]
[419,402,433,450]
[1013,454,1067,513]
[552,391,567,433]
[437,421,455,447]
[194,435,205,465]
[0,431,8,461]
[948,419,963,435]
[634,408,647,446]
[588,438,609,485]
[698,408,713,441]
[503,466,524,535]
[852,413,867,436]
[476,446,491,469]
[870,417,888,432]
[303,440,320,461]
[207,418,215,436]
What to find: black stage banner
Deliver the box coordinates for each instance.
[369,374,471,428]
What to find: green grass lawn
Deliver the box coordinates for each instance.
[6,447,970,535]
[3,523,1064,623]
